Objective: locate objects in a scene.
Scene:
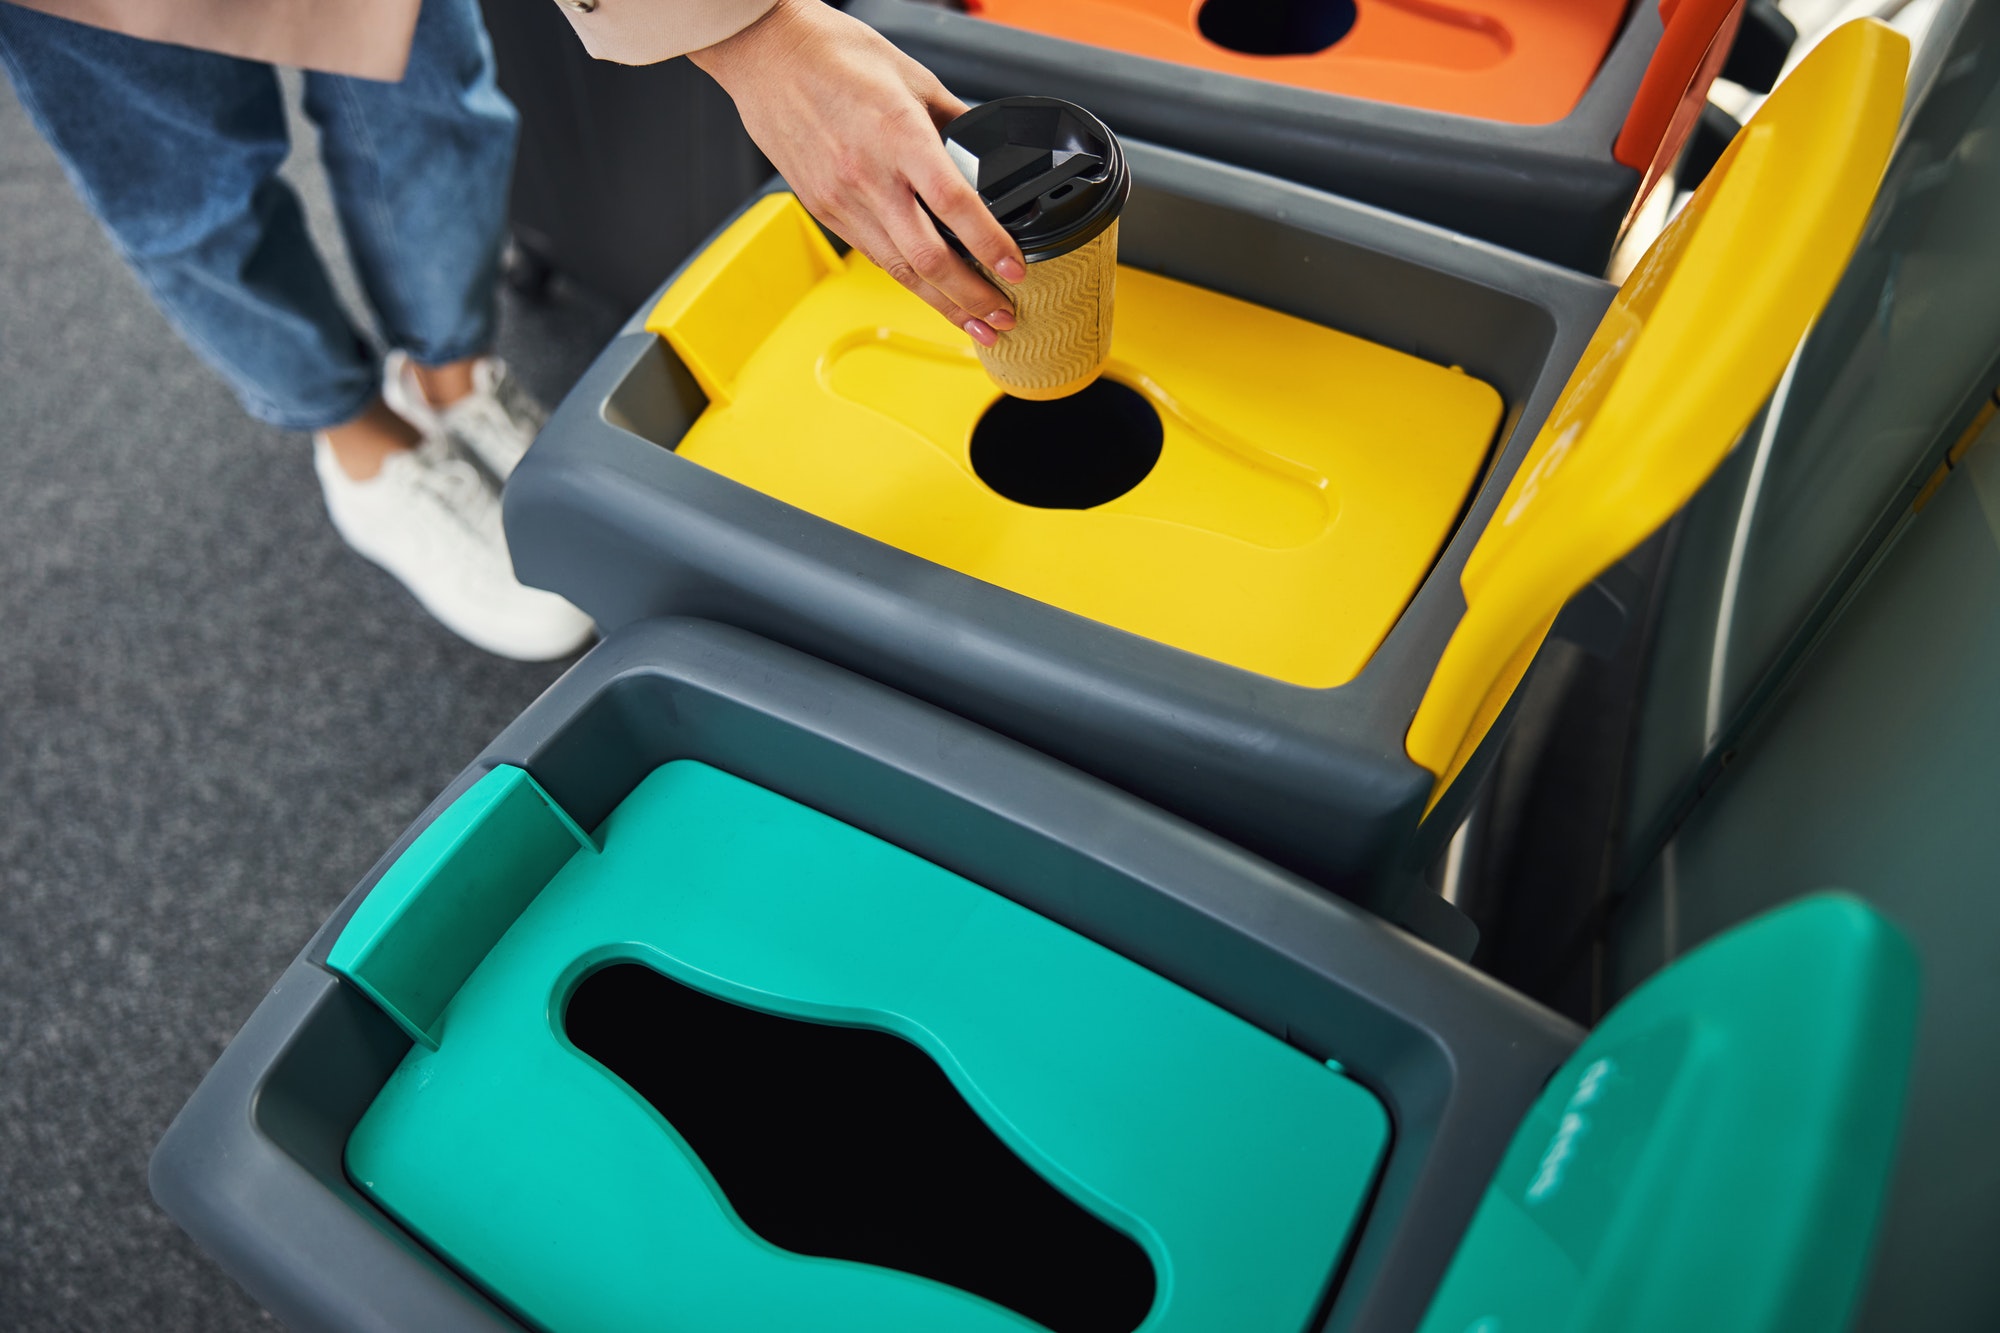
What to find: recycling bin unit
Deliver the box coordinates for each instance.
[149,619,1581,1333]
[146,629,1919,1329]
[503,23,1905,923]
[508,143,1616,922]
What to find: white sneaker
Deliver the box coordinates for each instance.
[313,436,594,662]
[382,350,546,482]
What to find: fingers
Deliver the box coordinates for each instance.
[835,211,1001,347]
[876,188,1017,335]
[808,185,1001,343]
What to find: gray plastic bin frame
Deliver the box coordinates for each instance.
[504,144,1616,921]
[150,619,1581,1333]
[845,0,1667,272]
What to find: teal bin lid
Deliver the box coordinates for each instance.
[1418,894,1919,1333]
[332,761,1390,1333]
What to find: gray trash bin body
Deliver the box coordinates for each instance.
[150,619,1581,1333]
[503,144,1616,918]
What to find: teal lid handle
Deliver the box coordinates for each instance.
[327,765,595,1049]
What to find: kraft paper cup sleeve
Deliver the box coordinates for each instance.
[977,222,1120,401]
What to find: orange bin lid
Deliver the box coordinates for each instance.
[964,0,1629,124]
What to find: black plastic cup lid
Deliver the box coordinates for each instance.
[937,97,1130,264]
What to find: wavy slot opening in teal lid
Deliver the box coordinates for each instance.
[565,961,1156,1333]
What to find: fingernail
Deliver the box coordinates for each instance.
[964,318,997,347]
[995,257,1027,283]
[987,309,1015,331]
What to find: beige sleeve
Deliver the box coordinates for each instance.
[554,0,779,64]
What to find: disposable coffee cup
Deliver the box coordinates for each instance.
[937,97,1131,401]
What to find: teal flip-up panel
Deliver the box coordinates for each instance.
[1416,894,1919,1333]
[335,761,1390,1333]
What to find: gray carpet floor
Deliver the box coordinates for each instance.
[0,72,625,1330]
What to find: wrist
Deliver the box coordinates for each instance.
[689,0,807,81]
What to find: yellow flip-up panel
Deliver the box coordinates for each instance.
[647,194,1503,689]
[1404,18,1910,805]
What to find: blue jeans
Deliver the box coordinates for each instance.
[0,0,518,431]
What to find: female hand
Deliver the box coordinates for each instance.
[690,0,1026,346]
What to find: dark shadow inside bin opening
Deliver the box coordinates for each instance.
[565,962,1158,1333]
[972,378,1163,509]
[1197,0,1357,56]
